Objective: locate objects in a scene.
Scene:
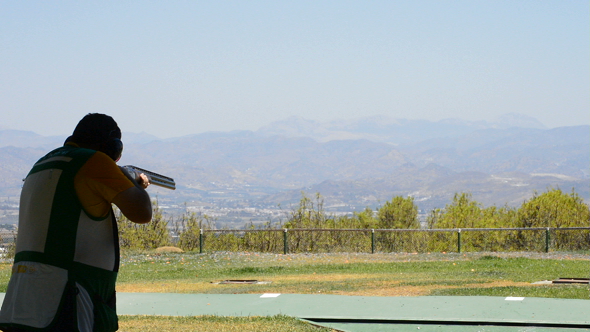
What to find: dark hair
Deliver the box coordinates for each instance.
[66,113,123,161]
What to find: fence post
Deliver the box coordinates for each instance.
[457,229,462,253]
[199,228,203,254]
[371,229,375,254]
[283,229,288,255]
[545,227,550,253]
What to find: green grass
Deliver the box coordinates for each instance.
[118,315,333,332]
[102,251,590,299]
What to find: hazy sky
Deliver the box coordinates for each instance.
[1,1,588,138]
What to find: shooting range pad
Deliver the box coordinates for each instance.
[0,293,588,331]
[114,293,590,331]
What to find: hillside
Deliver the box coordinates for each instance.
[0,115,588,224]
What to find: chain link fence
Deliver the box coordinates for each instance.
[1,227,588,256]
[0,230,17,259]
[196,227,590,254]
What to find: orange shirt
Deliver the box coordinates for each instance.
[69,145,135,218]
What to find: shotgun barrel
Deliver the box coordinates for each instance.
[122,165,176,190]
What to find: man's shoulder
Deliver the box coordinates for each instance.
[43,145,97,160]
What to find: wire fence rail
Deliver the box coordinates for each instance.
[191,227,590,254]
[1,227,589,256]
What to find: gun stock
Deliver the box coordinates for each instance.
[122,165,176,190]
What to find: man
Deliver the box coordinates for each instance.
[0,113,152,332]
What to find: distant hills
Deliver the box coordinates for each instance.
[256,112,548,144]
[0,114,588,216]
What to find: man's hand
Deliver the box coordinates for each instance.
[138,172,150,189]
[120,166,151,189]
[113,167,153,224]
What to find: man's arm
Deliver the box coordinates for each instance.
[112,168,152,224]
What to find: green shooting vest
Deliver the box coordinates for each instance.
[0,145,120,332]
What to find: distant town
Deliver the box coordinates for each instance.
[1,115,588,236]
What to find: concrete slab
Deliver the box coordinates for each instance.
[113,293,590,330]
[1,293,589,331]
[308,322,590,332]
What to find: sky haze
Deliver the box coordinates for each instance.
[1,1,588,138]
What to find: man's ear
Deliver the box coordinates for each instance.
[100,138,124,161]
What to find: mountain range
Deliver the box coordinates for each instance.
[0,113,588,219]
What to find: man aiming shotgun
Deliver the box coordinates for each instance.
[0,113,173,332]
[121,166,176,190]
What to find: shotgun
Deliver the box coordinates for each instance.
[122,165,176,190]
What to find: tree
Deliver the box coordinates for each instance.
[374,196,419,252]
[353,207,377,229]
[377,196,419,229]
[284,192,322,228]
[283,192,328,252]
[516,188,589,228]
[429,193,482,229]
[515,188,590,250]
[118,201,171,250]
[426,193,512,252]
[177,212,204,251]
